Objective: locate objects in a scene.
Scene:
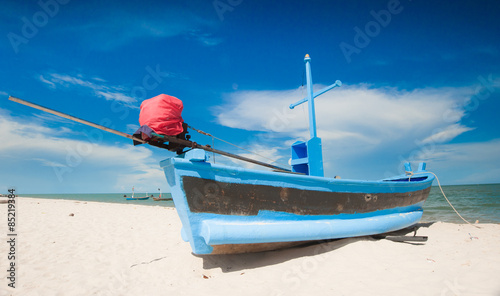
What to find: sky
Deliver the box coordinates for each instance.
[1,0,499,194]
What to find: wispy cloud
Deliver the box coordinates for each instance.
[33,113,78,126]
[38,75,56,88]
[0,90,9,97]
[186,30,223,46]
[126,124,140,134]
[441,46,500,61]
[58,8,220,50]
[32,158,67,168]
[38,73,138,107]
[420,124,475,144]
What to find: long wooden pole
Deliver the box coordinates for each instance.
[149,133,291,172]
[9,96,291,172]
[9,96,147,144]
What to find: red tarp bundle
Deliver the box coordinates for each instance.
[139,94,184,136]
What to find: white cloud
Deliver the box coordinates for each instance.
[211,82,499,182]
[214,84,471,150]
[415,139,500,185]
[0,111,168,193]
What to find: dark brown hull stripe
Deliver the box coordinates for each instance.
[182,176,431,216]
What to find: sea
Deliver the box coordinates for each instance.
[422,183,500,224]
[21,184,500,224]
[22,193,175,208]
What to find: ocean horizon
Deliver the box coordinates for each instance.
[19,192,175,208]
[17,183,500,224]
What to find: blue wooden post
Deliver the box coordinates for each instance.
[289,54,342,177]
[304,55,323,176]
[305,54,317,139]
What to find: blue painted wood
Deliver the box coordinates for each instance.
[289,80,342,109]
[200,210,423,245]
[307,137,324,177]
[291,141,308,174]
[160,149,434,255]
[288,55,341,177]
[305,55,317,139]
[405,162,412,173]
[125,197,149,200]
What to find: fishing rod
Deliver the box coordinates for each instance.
[8,96,291,172]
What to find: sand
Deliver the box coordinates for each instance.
[0,197,499,296]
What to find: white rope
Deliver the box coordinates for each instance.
[410,171,481,229]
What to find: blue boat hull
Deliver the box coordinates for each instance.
[160,150,434,255]
[126,197,149,200]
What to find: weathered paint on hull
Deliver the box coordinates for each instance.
[160,150,434,255]
[182,176,430,216]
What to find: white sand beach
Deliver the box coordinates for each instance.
[1,197,499,296]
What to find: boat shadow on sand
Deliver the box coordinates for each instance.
[200,222,435,273]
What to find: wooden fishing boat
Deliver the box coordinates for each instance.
[153,197,173,201]
[126,196,149,200]
[8,54,435,256]
[159,55,435,255]
[125,187,149,200]
[152,188,172,201]
[161,151,432,255]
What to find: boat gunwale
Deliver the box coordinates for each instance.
[161,155,435,194]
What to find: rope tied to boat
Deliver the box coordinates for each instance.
[186,125,216,162]
[187,125,289,168]
[408,170,481,229]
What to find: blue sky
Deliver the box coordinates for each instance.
[1,0,499,194]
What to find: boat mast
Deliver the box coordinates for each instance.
[305,54,317,138]
[289,54,342,177]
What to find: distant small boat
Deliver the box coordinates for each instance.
[125,187,149,200]
[126,196,149,200]
[153,196,172,201]
[153,188,172,201]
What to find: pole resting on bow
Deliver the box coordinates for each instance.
[8,96,291,173]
